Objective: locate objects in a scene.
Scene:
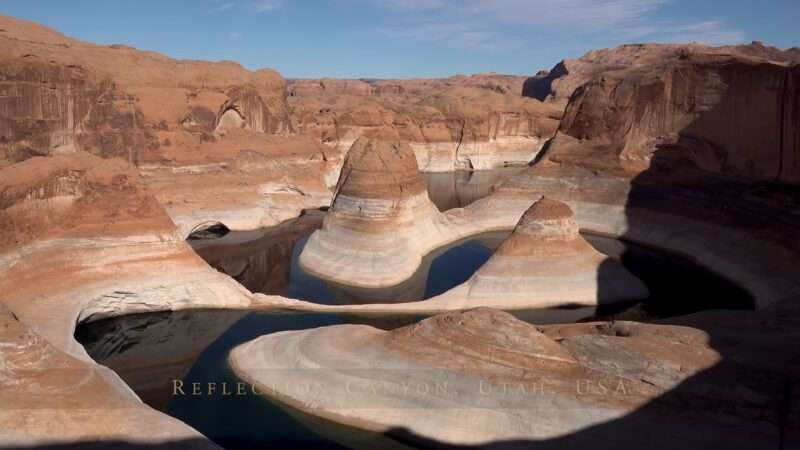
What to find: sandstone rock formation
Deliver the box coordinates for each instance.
[231,306,798,449]
[298,138,453,287]
[0,304,220,449]
[428,197,648,309]
[0,15,340,235]
[289,74,562,172]
[2,12,800,449]
[524,41,800,106]
[479,44,800,309]
[256,44,800,319]
[189,211,323,296]
[0,153,252,445]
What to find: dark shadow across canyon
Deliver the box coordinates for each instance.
[374,60,800,450]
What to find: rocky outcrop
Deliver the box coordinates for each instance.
[0,15,339,234]
[0,15,290,166]
[230,306,799,449]
[259,46,800,318]
[298,138,453,287]
[427,198,648,309]
[0,153,252,446]
[552,54,800,184]
[289,74,562,171]
[0,304,220,449]
[474,46,800,309]
[524,42,800,105]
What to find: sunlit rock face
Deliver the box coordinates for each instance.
[0,304,220,449]
[430,197,648,309]
[288,74,562,172]
[0,15,339,235]
[549,51,800,183]
[299,138,452,287]
[0,152,250,446]
[524,42,800,106]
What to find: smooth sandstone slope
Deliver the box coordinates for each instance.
[289,74,563,171]
[297,137,538,289]
[0,304,219,449]
[259,197,648,314]
[428,197,648,309]
[230,307,798,449]
[0,153,251,446]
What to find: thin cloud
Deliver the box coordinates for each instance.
[665,20,746,45]
[229,32,243,40]
[383,21,517,51]
[210,0,285,13]
[371,0,745,51]
[252,0,284,12]
[215,2,235,11]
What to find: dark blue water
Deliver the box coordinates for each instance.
[77,227,754,449]
[285,235,496,305]
[168,312,347,449]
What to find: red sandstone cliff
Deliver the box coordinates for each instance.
[0,15,292,168]
[537,48,800,185]
[288,74,562,171]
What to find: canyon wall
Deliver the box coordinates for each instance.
[0,15,290,167]
[524,41,800,105]
[545,48,800,185]
[0,15,338,235]
[289,74,562,171]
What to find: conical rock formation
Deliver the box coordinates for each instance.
[299,138,452,288]
[438,197,649,309]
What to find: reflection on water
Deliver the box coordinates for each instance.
[192,220,509,306]
[584,234,754,317]
[78,311,348,449]
[190,218,753,317]
[423,167,525,212]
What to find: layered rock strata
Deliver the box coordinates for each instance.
[257,46,800,317]
[298,138,454,287]
[0,15,340,235]
[428,197,648,309]
[289,74,562,172]
[231,307,798,449]
[0,304,220,449]
[524,41,800,105]
[0,153,252,445]
[480,46,800,308]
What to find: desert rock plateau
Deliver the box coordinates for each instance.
[1,10,799,450]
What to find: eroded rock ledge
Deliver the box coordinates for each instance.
[230,307,798,449]
[0,153,251,446]
[288,74,563,172]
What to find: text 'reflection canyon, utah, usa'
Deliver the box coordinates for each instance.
[0,3,799,450]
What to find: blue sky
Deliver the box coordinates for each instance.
[1,0,797,78]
